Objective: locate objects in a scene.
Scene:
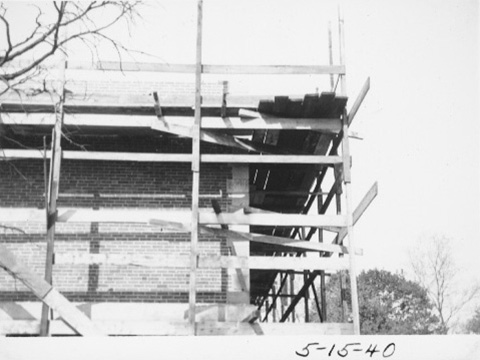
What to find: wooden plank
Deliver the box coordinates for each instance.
[286,98,304,118]
[0,320,354,336]
[41,66,65,335]
[259,322,354,335]
[341,112,360,335]
[0,207,347,227]
[2,99,334,115]
[192,304,258,323]
[0,302,257,323]
[257,100,273,113]
[328,21,335,91]
[338,6,347,96]
[151,116,253,153]
[200,212,347,227]
[0,245,105,336]
[203,154,341,164]
[55,253,348,271]
[272,96,289,115]
[152,92,250,156]
[0,149,192,162]
[238,109,341,132]
[151,98,283,154]
[0,149,343,164]
[352,181,378,225]
[335,181,378,245]
[0,245,52,299]
[280,272,317,322]
[67,61,346,75]
[348,77,370,126]
[211,200,248,292]
[55,253,190,267]
[189,0,203,329]
[197,321,354,335]
[302,94,319,118]
[205,255,347,271]
[0,320,191,336]
[262,274,288,322]
[200,222,362,255]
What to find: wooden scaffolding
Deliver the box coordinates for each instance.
[0,1,375,336]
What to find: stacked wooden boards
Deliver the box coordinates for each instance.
[248,92,347,302]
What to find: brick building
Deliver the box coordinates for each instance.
[0,6,373,337]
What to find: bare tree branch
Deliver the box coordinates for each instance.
[0,1,144,89]
[409,234,480,333]
[0,224,26,234]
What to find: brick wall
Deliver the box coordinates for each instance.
[0,134,246,304]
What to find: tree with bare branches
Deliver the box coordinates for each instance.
[0,1,143,96]
[409,234,480,333]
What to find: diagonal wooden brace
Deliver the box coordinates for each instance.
[348,77,370,126]
[0,244,106,336]
[334,181,378,245]
[211,200,248,292]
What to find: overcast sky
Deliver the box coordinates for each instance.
[39,0,479,280]
[117,0,480,279]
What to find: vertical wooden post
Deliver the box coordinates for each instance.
[320,272,327,321]
[272,283,277,322]
[341,109,360,335]
[328,21,335,91]
[265,300,270,322]
[338,5,347,96]
[317,189,327,322]
[280,274,286,320]
[221,81,228,118]
[40,56,66,337]
[334,164,348,321]
[311,281,322,322]
[188,0,203,333]
[303,269,309,323]
[337,3,358,333]
[290,272,295,323]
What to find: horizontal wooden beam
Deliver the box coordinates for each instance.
[0,207,347,227]
[1,149,192,162]
[238,110,342,132]
[55,253,348,271]
[0,320,353,336]
[0,245,105,336]
[199,321,353,336]
[1,149,342,164]
[0,320,192,336]
[200,212,347,227]
[0,302,257,323]
[151,118,257,153]
[151,118,289,155]
[67,61,346,75]
[146,218,360,254]
[202,154,341,164]
[0,101,253,115]
[2,113,341,132]
[202,255,348,271]
[201,226,363,255]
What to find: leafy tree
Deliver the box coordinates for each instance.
[464,307,480,334]
[312,269,440,334]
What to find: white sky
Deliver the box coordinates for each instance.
[116,0,480,279]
